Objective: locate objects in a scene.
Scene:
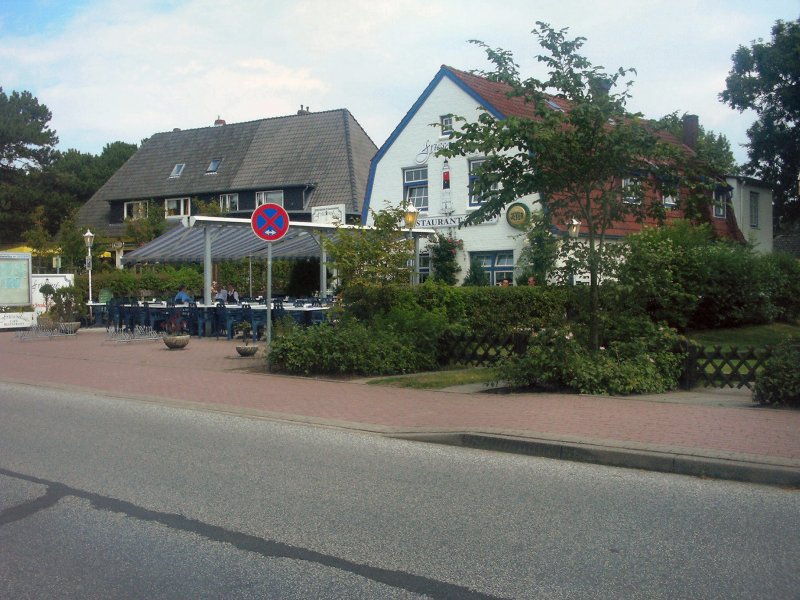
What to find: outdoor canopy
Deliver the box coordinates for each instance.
[121,220,331,264]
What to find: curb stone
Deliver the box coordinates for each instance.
[390,433,800,487]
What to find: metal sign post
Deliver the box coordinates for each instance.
[250,203,290,368]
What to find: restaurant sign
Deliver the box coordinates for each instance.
[505,203,530,230]
[416,213,499,228]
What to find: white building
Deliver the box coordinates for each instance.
[723,176,773,253]
[364,66,759,284]
[363,66,543,285]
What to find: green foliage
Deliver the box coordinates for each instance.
[759,251,800,322]
[496,318,686,395]
[721,18,800,225]
[125,200,166,245]
[459,286,569,335]
[270,313,445,376]
[56,212,90,271]
[50,285,82,322]
[516,211,559,285]
[617,222,712,329]
[325,205,412,289]
[462,256,488,286]
[690,242,775,329]
[428,234,463,285]
[0,86,58,172]
[753,338,800,406]
[656,112,737,174]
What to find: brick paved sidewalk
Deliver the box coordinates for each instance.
[2,329,799,484]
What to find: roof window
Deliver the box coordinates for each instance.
[206,158,222,174]
[169,163,185,178]
[545,99,564,112]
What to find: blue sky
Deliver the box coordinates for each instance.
[1,0,797,165]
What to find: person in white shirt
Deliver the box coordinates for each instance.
[220,282,239,304]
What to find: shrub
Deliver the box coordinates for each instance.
[753,338,800,407]
[269,316,442,376]
[760,251,800,323]
[496,319,686,395]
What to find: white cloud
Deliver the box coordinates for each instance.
[1,0,796,164]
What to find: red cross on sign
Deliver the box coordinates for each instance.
[251,203,290,242]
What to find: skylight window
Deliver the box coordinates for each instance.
[545,99,564,112]
[169,163,185,178]
[206,158,222,174]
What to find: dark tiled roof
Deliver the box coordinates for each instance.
[77,109,377,235]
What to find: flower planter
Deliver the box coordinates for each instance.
[235,345,259,357]
[163,334,190,350]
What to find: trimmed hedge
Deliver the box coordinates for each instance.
[753,338,800,407]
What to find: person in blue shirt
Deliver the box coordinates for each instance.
[174,284,193,304]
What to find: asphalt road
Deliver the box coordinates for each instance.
[1,382,798,600]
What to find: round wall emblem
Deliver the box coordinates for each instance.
[506,203,530,230]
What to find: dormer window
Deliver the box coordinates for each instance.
[206,158,222,174]
[169,163,185,178]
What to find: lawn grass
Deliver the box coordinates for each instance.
[366,367,497,389]
[687,322,800,349]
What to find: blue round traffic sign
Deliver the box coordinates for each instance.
[251,203,290,242]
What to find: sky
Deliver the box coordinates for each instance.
[1,0,797,165]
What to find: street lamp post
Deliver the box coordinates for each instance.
[83,229,95,321]
[404,205,419,285]
[567,218,580,286]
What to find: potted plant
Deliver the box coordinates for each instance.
[44,286,82,333]
[234,321,259,357]
[162,310,190,349]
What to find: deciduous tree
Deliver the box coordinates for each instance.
[720,18,800,226]
[441,22,713,349]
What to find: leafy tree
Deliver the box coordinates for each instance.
[516,210,559,285]
[0,87,58,172]
[125,200,166,245]
[428,234,462,285]
[0,87,59,241]
[656,112,737,174]
[440,22,713,349]
[22,205,55,271]
[720,18,800,226]
[57,212,90,271]
[325,205,413,289]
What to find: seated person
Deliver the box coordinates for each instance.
[221,282,239,304]
[174,284,193,304]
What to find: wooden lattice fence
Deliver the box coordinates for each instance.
[680,344,772,391]
[438,331,531,367]
[439,333,772,391]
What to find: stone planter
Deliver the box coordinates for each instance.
[163,334,190,350]
[235,344,259,357]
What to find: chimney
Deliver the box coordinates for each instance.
[297,104,310,115]
[172,128,181,132]
[682,114,699,149]
[214,116,226,127]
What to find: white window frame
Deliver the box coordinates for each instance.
[440,114,453,136]
[471,251,515,286]
[164,197,191,218]
[749,191,759,229]
[662,190,678,209]
[169,163,185,178]
[468,158,499,206]
[206,158,222,174]
[713,194,727,219]
[622,177,642,204]
[255,190,284,207]
[124,200,148,220]
[403,166,429,211]
[219,193,239,212]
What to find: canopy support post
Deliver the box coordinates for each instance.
[203,227,212,305]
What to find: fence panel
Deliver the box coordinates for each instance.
[682,344,772,390]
